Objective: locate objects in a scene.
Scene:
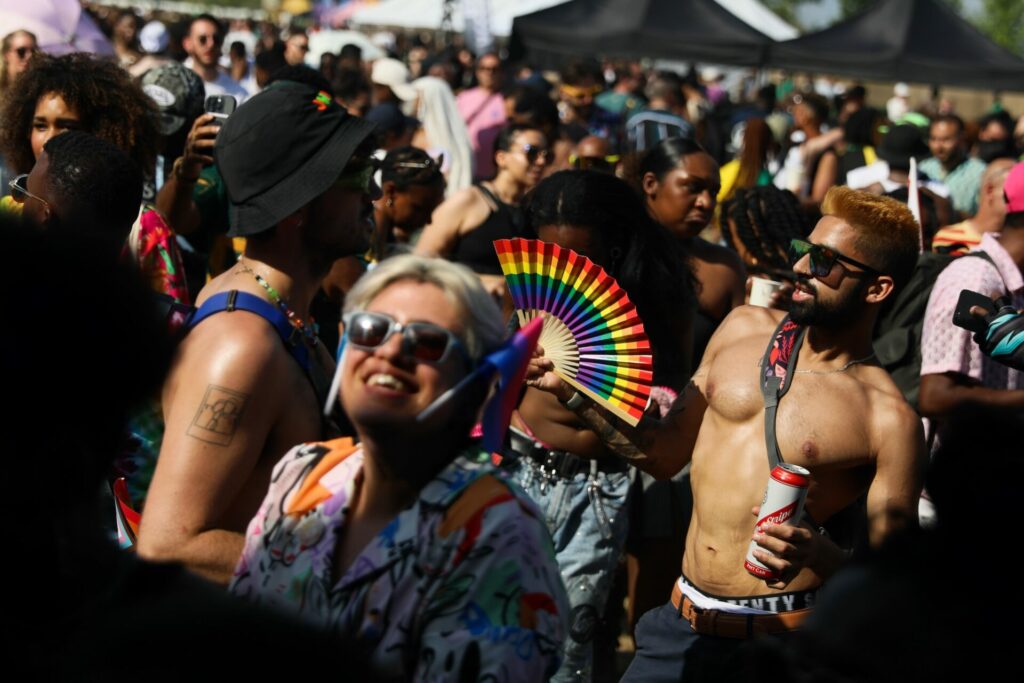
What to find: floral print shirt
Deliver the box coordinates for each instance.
[231,438,568,682]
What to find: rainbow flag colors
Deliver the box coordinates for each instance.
[493,238,653,426]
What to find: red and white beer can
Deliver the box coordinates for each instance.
[744,463,811,580]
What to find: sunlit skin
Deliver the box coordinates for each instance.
[30,93,80,162]
[340,281,467,427]
[475,54,501,92]
[929,120,964,169]
[4,31,36,82]
[415,129,549,260]
[526,214,924,597]
[184,18,222,73]
[284,34,309,66]
[331,279,479,579]
[114,14,139,47]
[644,152,720,239]
[643,152,744,322]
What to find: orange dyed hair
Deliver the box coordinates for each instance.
[821,186,919,290]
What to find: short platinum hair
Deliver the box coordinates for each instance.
[344,254,505,362]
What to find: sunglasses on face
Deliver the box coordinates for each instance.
[8,174,48,210]
[343,311,470,365]
[11,46,35,59]
[196,34,223,46]
[517,143,550,165]
[789,239,878,279]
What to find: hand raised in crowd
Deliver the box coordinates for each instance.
[178,112,220,179]
[749,505,845,590]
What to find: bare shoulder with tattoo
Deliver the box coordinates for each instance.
[187,384,250,445]
[137,311,296,573]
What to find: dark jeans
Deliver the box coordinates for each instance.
[622,601,798,683]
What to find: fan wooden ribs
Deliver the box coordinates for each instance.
[494,238,654,426]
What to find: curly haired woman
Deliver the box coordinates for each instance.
[0,52,158,177]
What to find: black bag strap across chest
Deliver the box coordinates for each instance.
[760,315,807,469]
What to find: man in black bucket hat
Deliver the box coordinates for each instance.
[137,81,378,584]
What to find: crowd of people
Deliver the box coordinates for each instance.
[4,4,1022,682]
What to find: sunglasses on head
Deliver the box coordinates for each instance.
[343,311,470,365]
[8,174,48,210]
[789,239,878,278]
[391,152,444,172]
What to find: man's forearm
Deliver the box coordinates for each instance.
[137,529,244,586]
[566,387,698,480]
[920,378,1024,418]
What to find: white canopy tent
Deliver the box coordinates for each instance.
[351,0,567,38]
[350,0,797,41]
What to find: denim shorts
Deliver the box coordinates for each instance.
[501,433,633,683]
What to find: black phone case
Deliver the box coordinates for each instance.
[952,289,995,334]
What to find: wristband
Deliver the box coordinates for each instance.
[559,390,585,411]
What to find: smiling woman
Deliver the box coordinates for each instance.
[231,254,569,681]
[0,52,158,176]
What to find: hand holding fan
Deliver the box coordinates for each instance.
[493,238,653,425]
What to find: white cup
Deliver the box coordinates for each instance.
[749,277,784,308]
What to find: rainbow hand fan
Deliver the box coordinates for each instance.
[493,238,653,426]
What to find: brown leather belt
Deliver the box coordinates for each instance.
[670,581,811,639]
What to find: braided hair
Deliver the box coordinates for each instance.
[721,185,812,277]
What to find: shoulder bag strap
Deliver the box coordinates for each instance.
[760,315,807,469]
[189,290,310,372]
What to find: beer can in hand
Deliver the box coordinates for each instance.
[744,463,811,580]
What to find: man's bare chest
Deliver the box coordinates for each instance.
[702,342,874,471]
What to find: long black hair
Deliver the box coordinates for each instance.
[524,170,697,387]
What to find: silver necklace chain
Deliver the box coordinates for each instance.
[795,353,876,375]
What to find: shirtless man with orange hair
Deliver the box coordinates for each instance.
[528,187,927,680]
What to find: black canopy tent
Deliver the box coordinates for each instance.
[767,0,1024,91]
[510,0,774,68]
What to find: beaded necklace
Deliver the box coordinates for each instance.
[236,256,319,345]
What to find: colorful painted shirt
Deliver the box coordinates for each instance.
[231,438,569,682]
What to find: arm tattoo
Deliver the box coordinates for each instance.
[571,385,692,462]
[573,403,656,462]
[187,384,249,446]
